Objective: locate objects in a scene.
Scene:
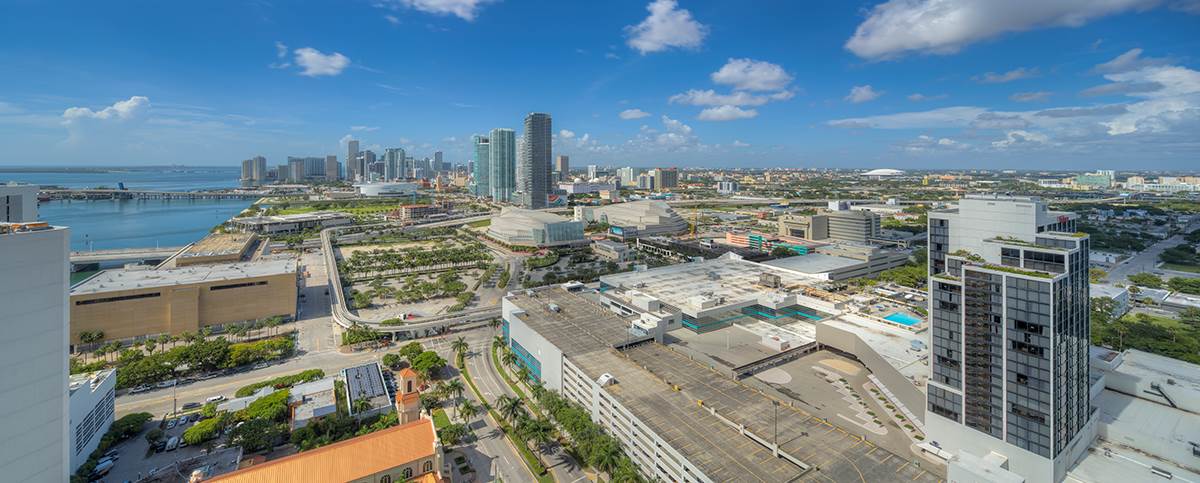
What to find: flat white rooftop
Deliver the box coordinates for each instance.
[1069,389,1200,483]
[72,259,296,294]
[763,253,864,275]
[599,254,818,315]
[822,316,929,381]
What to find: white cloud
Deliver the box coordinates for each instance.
[661,115,693,135]
[845,85,884,103]
[975,67,1039,84]
[711,58,793,91]
[293,47,350,76]
[732,140,751,147]
[1010,91,1053,102]
[62,96,149,123]
[698,105,758,121]
[605,52,621,60]
[992,130,1050,148]
[351,125,380,132]
[559,129,576,139]
[1081,81,1163,97]
[619,108,651,120]
[394,0,494,21]
[269,41,291,69]
[845,0,1165,60]
[1094,48,1169,74]
[625,0,708,54]
[901,134,969,152]
[828,106,987,129]
[669,89,770,106]
[908,93,947,101]
[339,134,354,146]
[384,15,401,25]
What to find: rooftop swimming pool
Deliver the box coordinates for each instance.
[884,312,923,327]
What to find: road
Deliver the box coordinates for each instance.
[465,333,587,483]
[1106,219,1200,284]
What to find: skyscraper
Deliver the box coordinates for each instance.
[555,155,569,181]
[472,135,490,197]
[519,112,552,209]
[324,155,339,181]
[434,151,443,173]
[384,148,405,181]
[651,167,678,189]
[587,164,598,181]
[489,128,516,203]
[0,184,70,482]
[926,194,1094,483]
[346,139,360,181]
[240,159,255,186]
[252,156,267,184]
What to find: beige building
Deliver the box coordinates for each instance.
[69,260,296,348]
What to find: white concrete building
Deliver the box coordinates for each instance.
[69,369,115,473]
[485,207,585,248]
[574,200,687,240]
[0,191,70,482]
[355,182,419,197]
[1,183,39,222]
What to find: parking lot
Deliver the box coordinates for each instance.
[97,415,212,483]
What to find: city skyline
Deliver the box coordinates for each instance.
[0,1,1197,169]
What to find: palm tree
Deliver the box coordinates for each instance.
[451,337,469,359]
[530,381,546,403]
[444,380,465,416]
[492,334,505,350]
[459,400,479,422]
[518,416,554,454]
[497,395,525,424]
[501,349,517,369]
[516,366,532,384]
[489,318,501,334]
[589,437,622,476]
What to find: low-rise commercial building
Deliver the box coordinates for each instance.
[391,202,451,222]
[558,181,615,194]
[486,207,585,248]
[574,200,688,240]
[591,239,630,262]
[229,211,352,235]
[763,244,909,281]
[778,209,881,244]
[69,369,115,473]
[69,260,297,348]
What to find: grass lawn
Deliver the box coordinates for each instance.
[1124,312,1185,329]
[467,219,491,228]
[432,408,451,429]
[1163,263,1200,274]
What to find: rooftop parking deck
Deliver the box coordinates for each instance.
[506,288,648,356]
[570,348,808,482]
[618,342,942,483]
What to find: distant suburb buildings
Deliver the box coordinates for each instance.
[0,184,70,481]
[926,195,1094,483]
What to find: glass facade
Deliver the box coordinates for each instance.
[472,135,490,197]
[489,128,516,202]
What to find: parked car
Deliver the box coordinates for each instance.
[252,362,270,370]
[129,385,151,394]
[152,440,167,453]
[165,419,177,430]
[181,402,201,410]
[165,437,179,451]
[155,379,177,389]
[205,395,226,403]
[90,460,114,478]
[178,438,189,448]
[102,449,120,460]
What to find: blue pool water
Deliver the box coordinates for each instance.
[884,312,923,326]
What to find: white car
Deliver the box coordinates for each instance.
[155,379,177,389]
[129,385,151,393]
[205,395,226,403]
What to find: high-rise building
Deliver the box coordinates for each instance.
[287,157,305,182]
[384,148,405,181]
[618,166,639,186]
[324,155,339,181]
[434,151,443,173]
[587,164,598,180]
[555,155,570,181]
[489,128,516,202]
[926,194,1094,483]
[651,167,678,189]
[402,156,414,179]
[346,139,360,181]
[472,135,491,197]
[0,184,70,482]
[252,156,266,183]
[240,158,255,186]
[519,112,552,209]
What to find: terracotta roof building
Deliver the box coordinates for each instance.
[211,418,443,483]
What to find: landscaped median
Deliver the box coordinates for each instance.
[458,351,554,482]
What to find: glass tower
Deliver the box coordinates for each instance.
[472,135,490,197]
[489,128,516,202]
[519,112,552,209]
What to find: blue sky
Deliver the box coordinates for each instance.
[1,0,1198,169]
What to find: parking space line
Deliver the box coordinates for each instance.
[880,454,893,464]
[895,460,912,473]
[911,470,927,481]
